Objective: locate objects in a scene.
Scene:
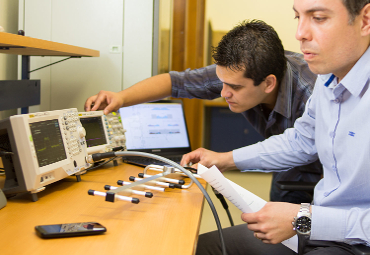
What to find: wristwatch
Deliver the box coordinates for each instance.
[292,203,312,237]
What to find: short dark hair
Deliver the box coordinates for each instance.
[212,20,286,86]
[342,0,370,23]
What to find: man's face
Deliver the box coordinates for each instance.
[216,65,268,113]
[294,0,367,80]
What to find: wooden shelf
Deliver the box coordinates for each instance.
[0,32,99,57]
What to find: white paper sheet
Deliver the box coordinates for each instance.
[197,164,298,252]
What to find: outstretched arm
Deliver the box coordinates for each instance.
[180,148,236,172]
[84,73,172,114]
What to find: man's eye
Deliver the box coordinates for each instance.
[313,17,327,22]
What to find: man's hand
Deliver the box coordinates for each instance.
[242,202,300,244]
[180,148,236,172]
[84,90,124,114]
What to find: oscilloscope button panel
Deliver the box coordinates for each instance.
[61,111,86,159]
[105,112,126,149]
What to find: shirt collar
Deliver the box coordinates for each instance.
[273,61,292,119]
[322,46,370,96]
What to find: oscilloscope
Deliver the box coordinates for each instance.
[0,108,90,201]
[79,111,126,155]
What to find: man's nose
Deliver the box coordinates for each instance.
[221,84,231,98]
[295,17,312,42]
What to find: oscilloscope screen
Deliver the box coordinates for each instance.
[80,117,107,148]
[29,119,67,167]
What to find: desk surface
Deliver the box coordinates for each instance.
[0,162,206,255]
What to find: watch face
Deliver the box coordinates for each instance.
[296,216,311,234]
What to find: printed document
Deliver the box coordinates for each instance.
[197,164,298,252]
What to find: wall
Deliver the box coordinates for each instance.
[17,0,154,113]
[0,0,19,119]
[205,0,300,55]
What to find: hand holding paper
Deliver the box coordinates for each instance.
[197,164,298,252]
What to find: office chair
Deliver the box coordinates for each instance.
[277,181,370,255]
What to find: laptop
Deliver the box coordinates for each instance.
[118,100,192,167]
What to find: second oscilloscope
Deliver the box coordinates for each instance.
[79,111,126,155]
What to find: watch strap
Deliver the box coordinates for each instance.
[297,203,311,218]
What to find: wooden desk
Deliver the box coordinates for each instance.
[0,162,206,255]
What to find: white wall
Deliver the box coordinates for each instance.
[122,1,154,90]
[0,0,18,80]
[18,0,155,113]
[0,0,19,119]
[206,0,300,53]
[23,0,125,113]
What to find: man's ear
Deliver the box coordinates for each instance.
[360,3,370,36]
[264,74,277,94]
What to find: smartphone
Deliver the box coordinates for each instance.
[35,222,107,239]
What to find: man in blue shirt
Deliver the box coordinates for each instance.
[85,20,322,204]
[194,0,370,254]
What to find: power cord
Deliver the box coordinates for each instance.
[212,187,234,226]
[91,151,227,255]
[0,151,13,156]
[183,166,198,174]
[85,156,119,172]
[181,166,234,226]
[85,147,125,172]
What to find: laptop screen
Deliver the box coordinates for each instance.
[118,101,191,154]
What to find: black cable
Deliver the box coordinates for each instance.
[183,166,197,174]
[225,208,234,226]
[91,151,227,255]
[183,166,234,226]
[0,151,13,156]
[86,148,125,172]
[111,146,124,152]
[212,187,234,226]
[85,156,119,172]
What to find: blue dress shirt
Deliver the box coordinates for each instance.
[233,47,370,246]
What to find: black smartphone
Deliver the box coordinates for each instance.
[35,222,107,239]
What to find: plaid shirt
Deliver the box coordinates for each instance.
[170,51,322,182]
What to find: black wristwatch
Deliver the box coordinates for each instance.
[293,203,311,237]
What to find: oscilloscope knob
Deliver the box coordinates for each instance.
[77,126,86,138]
